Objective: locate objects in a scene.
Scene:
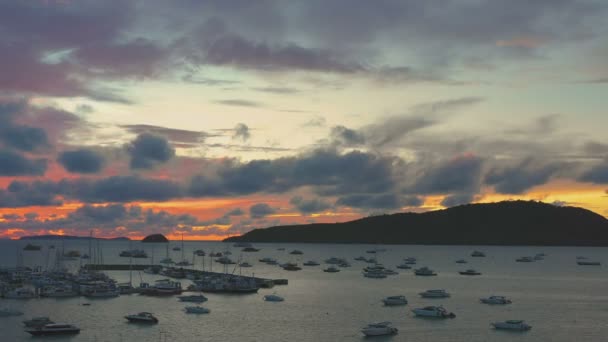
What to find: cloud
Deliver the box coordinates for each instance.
[412,154,483,195]
[214,99,262,107]
[0,150,47,176]
[440,193,475,207]
[336,193,403,210]
[251,87,300,94]
[0,100,50,152]
[290,196,332,214]
[330,125,365,147]
[57,149,105,174]
[122,124,210,146]
[579,160,608,184]
[128,133,175,169]
[302,116,326,127]
[249,203,276,218]
[485,158,564,194]
[232,123,251,141]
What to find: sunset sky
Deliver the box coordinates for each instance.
[1,0,607,240]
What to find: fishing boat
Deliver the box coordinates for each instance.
[25,323,80,336]
[125,312,158,324]
[178,294,208,303]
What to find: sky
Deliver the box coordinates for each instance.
[1,0,607,240]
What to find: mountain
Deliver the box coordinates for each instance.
[225,201,608,246]
[141,234,169,243]
[19,235,130,241]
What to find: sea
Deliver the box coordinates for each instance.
[0,239,607,341]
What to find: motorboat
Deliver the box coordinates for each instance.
[125,312,158,324]
[396,263,412,269]
[83,284,120,298]
[354,256,366,261]
[414,267,437,276]
[533,254,544,260]
[259,257,276,263]
[277,248,286,251]
[4,287,36,299]
[459,269,481,276]
[192,276,259,294]
[419,289,450,298]
[361,322,398,337]
[194,250,206,256]
[577,260,601,266]
[160,257,175,264]
[303,260,320,266]
[23,317,54,328]
[282,263,302,271]
[323,266,340,273]
[119,249,148,258]
[175,260,193,266]
[325,257,347,265]
[471,251,486,257]
[363,271,387,279]
[289,250,303,255]
[23,243,42,251]
[455,259,468,264]
[263,294,284,302]
[382,295,408,306]
[480,296,512,305]
[25,323,80,336]
[40,285,78,297]
[491,320,532,331]
[412,306,456,318]
[233,242,252,248]
[239,262,253,268]
[516,256,534,262]
[184,306,210,314]
[0,308,24,316]
[242,247,260,252]
[139,279,182,296]
[366,249,377,254]
[215,256,236,265]
[178,295,208,303]
[172,246,181,251]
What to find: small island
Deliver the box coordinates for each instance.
[141,233,169,243]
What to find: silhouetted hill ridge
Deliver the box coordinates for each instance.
[225,201,608,246]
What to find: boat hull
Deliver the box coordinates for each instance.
[26,329,80,336]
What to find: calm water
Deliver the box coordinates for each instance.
[1,239,607,341]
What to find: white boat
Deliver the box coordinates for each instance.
[263,294,284,302]
[25,323,80,336]
[481,295,512,305]
[382,295,408,306]
[125,312,158,324]
[23,317,54,328]
[4,287,36,299]
[419,289,450,298]
[0,307,24,316]
[492,320,532,331]
[185,306,210,314]
[323,266,340,273]
[361,322,398,336]
[178,295,208,303]
[303,260,320,266]
[412,306,456,318]
[414,267,437,276]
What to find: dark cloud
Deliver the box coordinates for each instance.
[485,158,564,194]
[403,195,424,207]
[302,116,326,127]
[0,181,60,208]
[440,193,475,207]
[336,193,402,210]
[128,133,175,169]
[182,75,241,86]
[579,161,608,184]
[226,208,245,216]
[0,100,49,152]
[330,125,365,147]
[290,196,332,214]
[58,149,105,174]
[412,155,483,195]
[251,87,300,94]
[232,123,251,141]
[249,203,276,218]
[122,124,210,146]
[0,150,47,176]
[214,99,262,107]
[2,214,21,220]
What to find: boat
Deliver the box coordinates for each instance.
[481,296,512,305]
[414,267,437,276]
[119,249,148,258]
[471,251,486,257]
[323,266,340,273]
[239,262,253,268]
[63,250,81,258]
[242,247,260,252]
[455,259,468,264]
[193,276,259,294]
[459,269,482,276]
[233,242,252,248]
[491,320,532,331]
[160,257,174,264]
[382,295,408,306]
[361,322,398,337]
[172,246,181,251]
[23,243,42,251]
[282,263,302,271]
[419,289,450,298]
[125,312,158,324]
[23,317,54,328]
[81,254,90,259]
[178,295,208,303]
[83,285,120,298]
[303,260,320,266]
[412,306,456,318]
[215,256,237,264]
[289,250,303,255]
[4,287,36,299]
[263,294,284,302]
[140,279,182,296]
[366,250,377,254]
[25,323,80,336]
[354,256,366,261]
[40,285,78,297]
[396,263,412,269]
[577,260,601,266]
[0,308,24,316]
[363,271,387,279]
[175,260,193,266]
[325,257,347,265]
[404,257,417,264]
[516,256,534,262]
[184,306,210,314]
[194,249,206,256]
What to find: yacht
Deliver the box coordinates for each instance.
[516,256,534,262]
[233,242,252,248]
[361,322,398,337]
[289,249,303,255]
[239,262,253,268]
[323,266,340,273]
[125,312,158,324]
[481,296,512,305]
[160,257,175,264]
[4,287,36,299]
[533,254,544,261]
[414,267,437,276]
[491,320,532,331]
[194,249,206,256]
[178,295,208,303]
[303,260,320,266]
[40,285,78,297]
[140,279,182,296]
[119,249,148,258]
[83,284,120,298]
[25,323,80,336]
[354,256,366,261]
[459,269,481,276]
[23,243,42,251]
[172,246,181,251]
[577,260,601,266]
[363,271,387,279]
[175,260,193,266]
[23,317,54,328]
[193,276,259,294]
[412,306,456,318]
[263,294,284,302]
[419,289,450,298]
[215,256,237,265]
[242,247,260,252]
[455,259,468,264]
[382,295,408,306]
[184,306,210,314]
[404,257,417,264]
[0,308,23,316]
[325,257,347,265]
[396,263,412,269]
[471,251,486,257]
[282,263,302,271]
